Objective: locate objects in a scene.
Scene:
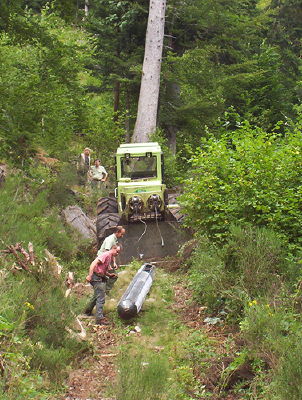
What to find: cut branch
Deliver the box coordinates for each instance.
[7,244,31,272]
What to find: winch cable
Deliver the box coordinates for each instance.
[155,206,165,247]
[137,215,147,244]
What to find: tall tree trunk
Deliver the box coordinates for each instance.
[84,0,89,17]
[125,86,131,143]
[165,81,180,155]
[113,80,120,121]
[132,0,166,143]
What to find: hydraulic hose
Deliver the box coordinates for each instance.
[137,216,147,245]
[155,206,164,247]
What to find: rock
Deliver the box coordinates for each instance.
[203,317,221,325]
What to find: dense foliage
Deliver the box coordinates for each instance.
[1,0,301,159]
[0,175,90,398]
[180,112,302,250]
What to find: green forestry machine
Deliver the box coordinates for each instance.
[96,142,188,262]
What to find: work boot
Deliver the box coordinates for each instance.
[95,318,110,326]
[83,309,92,316]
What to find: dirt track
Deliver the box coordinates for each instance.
[62,263,242,400]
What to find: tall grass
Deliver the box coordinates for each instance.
[189,224,296,319]
[116,347,169,400]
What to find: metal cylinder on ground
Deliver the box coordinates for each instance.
[117,263,155,320]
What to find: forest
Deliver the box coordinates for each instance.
[1,0,302,399]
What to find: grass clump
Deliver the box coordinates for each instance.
[239,300,302,399]
[116,347,169,400]
[189,224,295,320]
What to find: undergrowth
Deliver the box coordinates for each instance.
[188,224,302,398]
[0,172,91,398]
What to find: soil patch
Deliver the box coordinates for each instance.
[63,320,118,400]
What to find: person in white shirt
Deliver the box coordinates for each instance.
[97,226,126,293]
[88,159,108,189]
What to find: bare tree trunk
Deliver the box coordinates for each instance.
[113,80,120,122]
[167,125,177,155]
[125,86,131,143]
[166,81,180,155]
[132,0,166,143]
[84,0,89,17]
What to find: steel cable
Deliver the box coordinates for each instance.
[155,206,164,247]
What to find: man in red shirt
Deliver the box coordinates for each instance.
[85,245,120,325]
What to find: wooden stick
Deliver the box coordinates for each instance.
[28,242,35,266]
[7,245,31,272]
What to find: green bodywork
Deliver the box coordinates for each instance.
[115,142,166,220]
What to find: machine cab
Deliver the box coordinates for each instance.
[115,142,166,220]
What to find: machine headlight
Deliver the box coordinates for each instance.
[147,194,162,211]
[128,196,144,212]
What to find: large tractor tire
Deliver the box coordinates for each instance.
[96,212,121,244]
[97,197,118,215]
[166,193,184,222]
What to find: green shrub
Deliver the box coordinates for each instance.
[0,272,88,388]
[224,225,288,298]
[47,163,78,207]
[30,346,74,384]
[240,301,302,399]
[180,123,302,251]
[189,236,228,310]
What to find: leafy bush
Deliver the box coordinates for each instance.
[180,122,302,251]
[0,11,94,160]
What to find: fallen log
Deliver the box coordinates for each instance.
[61,205,96,241]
